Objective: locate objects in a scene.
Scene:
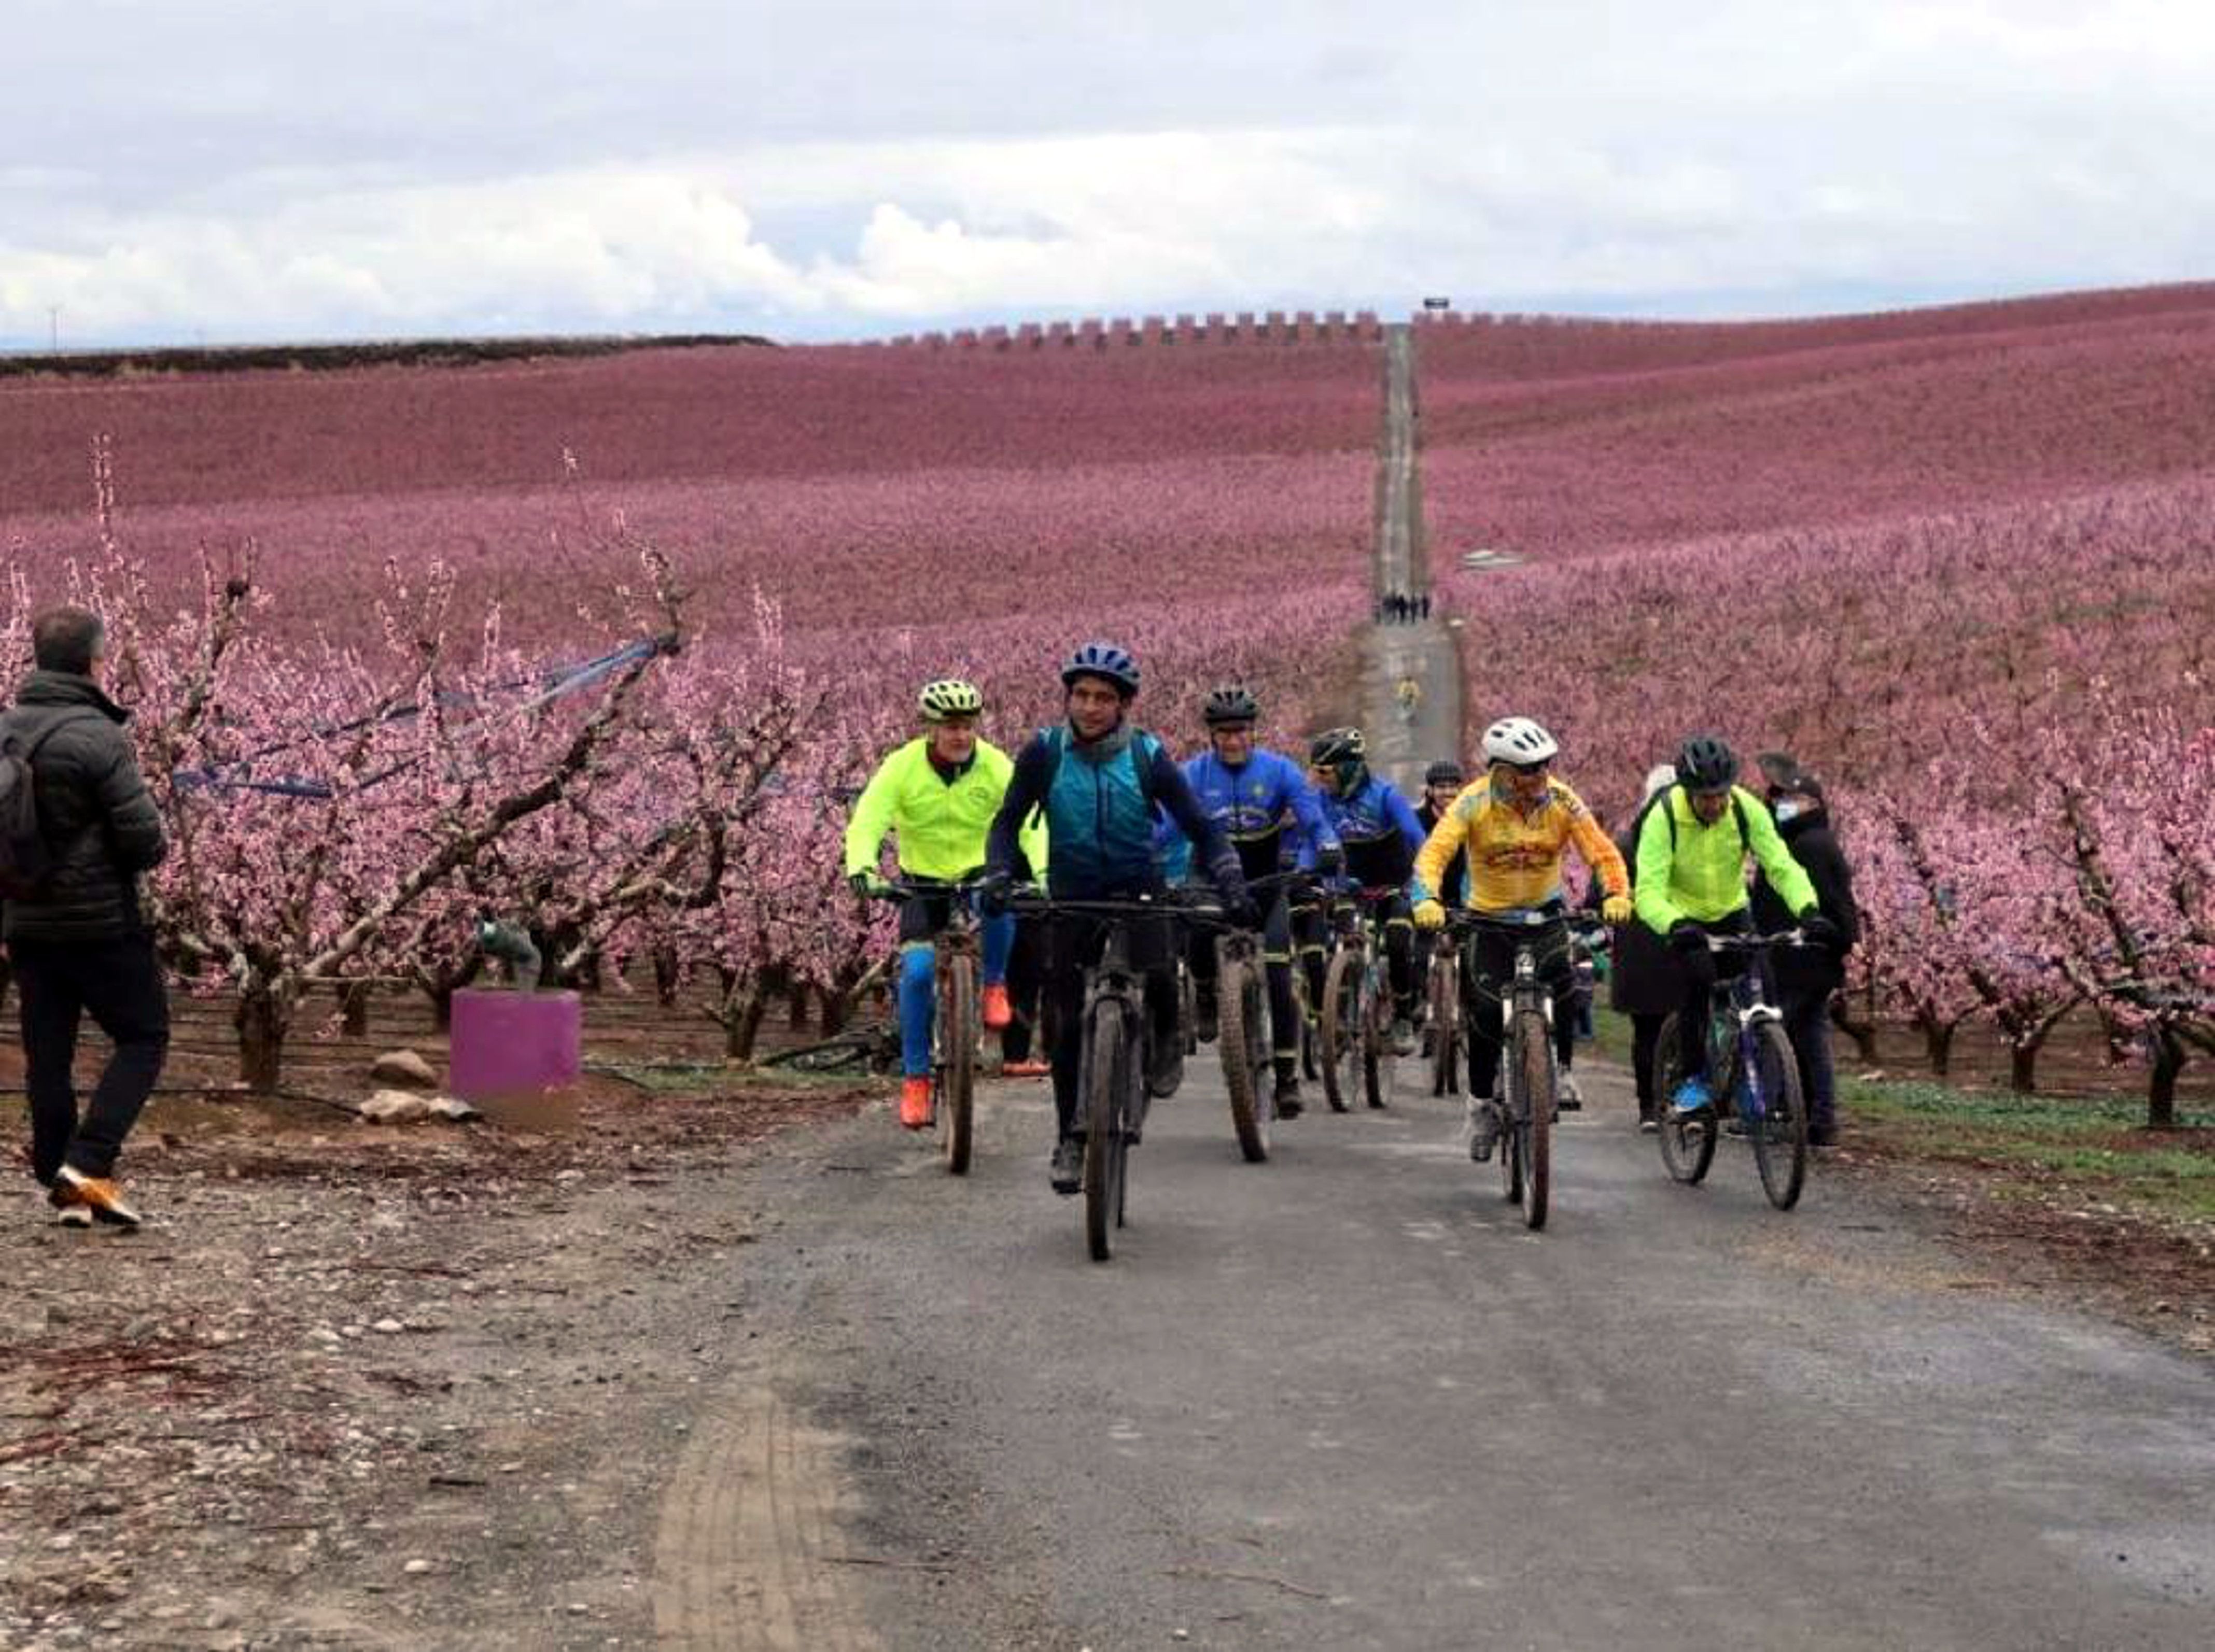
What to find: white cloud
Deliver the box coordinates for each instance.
[4,3,2214,344]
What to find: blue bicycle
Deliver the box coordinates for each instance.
[1655,930,1810,1211]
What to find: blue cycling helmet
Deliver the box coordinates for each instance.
[1061,641,1140,698]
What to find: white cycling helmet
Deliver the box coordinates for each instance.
[1481,716,1560,767]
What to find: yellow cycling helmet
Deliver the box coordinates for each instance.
[918,678,984,721]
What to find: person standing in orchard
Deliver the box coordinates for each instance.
[1750,753,1860,1147]
[3,608,170,1229]
[843,679,1039,1130]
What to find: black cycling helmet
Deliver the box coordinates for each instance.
[1424,759,1465,788]
[1202,684,1260,727]
[1060,641,1140,698]
[1309,727,1366,768]
[1676,734,1740,796]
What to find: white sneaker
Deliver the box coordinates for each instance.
[1464,1098,1499,1162]
[1556,1074,1582,1110]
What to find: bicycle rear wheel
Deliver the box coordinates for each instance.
[936,956,976,1176]
[1428,951,1460,1096]
[1745,1021,1809,1210]
[1319,949,1361,1113]
[1653,1013,1718,1184]
[1083,1001,1134,1262]
[1513,1010,1552,1230]
[1218,954,1271,1163]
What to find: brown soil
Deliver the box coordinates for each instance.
[1818,1137,2215,1359]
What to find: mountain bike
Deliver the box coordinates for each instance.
[1008,889,1188,1262]
[1655,929,1810,1210]
[1194,872,1304,1164]
[1317,883,1400,1112]
[876,876,991,1175]
[1451,909,1613,1231]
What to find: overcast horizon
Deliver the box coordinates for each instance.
[5,2,2211,351]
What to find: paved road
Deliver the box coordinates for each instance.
[655,1059,2215,1649]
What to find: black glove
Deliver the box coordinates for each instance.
[1799,911,1841,950]
[976,868,1015,916]
[1668,920,1708,956]
[847,871,879,901]
[1314,843,1345,878]
[1211,865,1255,928]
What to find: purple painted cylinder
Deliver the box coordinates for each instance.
[450,989,582,1102]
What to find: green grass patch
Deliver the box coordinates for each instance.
[1843,1076,2215,1222]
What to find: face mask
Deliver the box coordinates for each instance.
[1773,799,1805,824]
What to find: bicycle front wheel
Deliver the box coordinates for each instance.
[1653,1013,1717,1184]
[1218,954,1270,1163]
[1745,1021,1809,1210]
[1513,1010,1552,1230]
[937,955,976,1176]
[1428,951,1460,1096]
[1319,949,1361,1113]
[1083,1000,1135,1262]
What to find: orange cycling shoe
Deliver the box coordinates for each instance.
[980,984,1013,1029]
[898,1077,934,1129]
[1002,1058,1050,1079]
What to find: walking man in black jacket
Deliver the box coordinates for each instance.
[1750,753,1859,1148]
[5,608,169,1227]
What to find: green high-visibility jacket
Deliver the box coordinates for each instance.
[1634,784,1817,934]
[843,737,1044,882]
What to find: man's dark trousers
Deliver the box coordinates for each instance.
[15,934,170,1183]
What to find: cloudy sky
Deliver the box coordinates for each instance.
[3,1,2210,347]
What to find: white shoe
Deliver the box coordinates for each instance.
[1556,1074,1582,1110]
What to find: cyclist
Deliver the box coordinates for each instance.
[1394,675,1423,721]
[1412,717,1630,1160]
[1634,735,1837,1118]
[1304,727,1427,1056]
[984,643,1247,1195]
[844,679,1039,1129]
[1176,685,1343,1118]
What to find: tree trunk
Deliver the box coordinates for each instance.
[236,987,292,1093]
[723,987,773,1062]
[430,982,457,1034]
[0,958,11,1020]
[1830,994,1878,1064]
[1917,1014,1956,1078]
[786,979,812,1033]
[340,980,373,1038]
[652,945,682,1010]
[817,983,850,1036]
[2147,1030,2183,1131]
[2008,1039,2038,1094]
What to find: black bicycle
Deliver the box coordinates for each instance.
[1194,872,1305,1164]
[873,877,992,1176]
[1448,909,1611,1230]
[1316,882,1401,1112]
[1655,930,1810,1210]
[1010,889,1191,1262]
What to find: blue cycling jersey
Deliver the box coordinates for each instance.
[1179,749,1340,851]
[1304,775,1427,888]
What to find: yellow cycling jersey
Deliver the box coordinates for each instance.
[1415,774,1628,914]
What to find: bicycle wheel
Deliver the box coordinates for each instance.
[936,955,976,1176]
[1653,1014,1718,1184]
[1745,1021,1809,1210]
[1319,948,1361,1113]
[1218,954,1270,1163]
[1083,1000,1133,1262]
[1361,962,1394,1109]
[1513,1010,1552,1230]
[1428,951,1460,1096]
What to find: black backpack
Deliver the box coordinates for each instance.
[0,714,96,900]
[1631,783,1750,860]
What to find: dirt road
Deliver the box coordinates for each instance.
[653,1063,2215,1650]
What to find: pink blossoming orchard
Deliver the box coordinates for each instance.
[1,290,2209,1119]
